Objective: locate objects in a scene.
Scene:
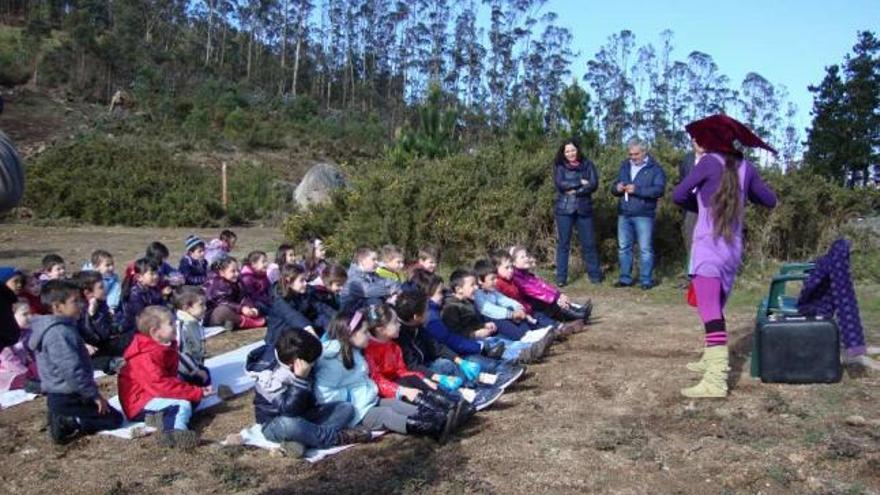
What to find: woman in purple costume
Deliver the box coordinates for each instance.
[673,114,778,398]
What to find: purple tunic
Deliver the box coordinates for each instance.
[672,153,777,298]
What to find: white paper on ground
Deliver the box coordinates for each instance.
[226,423,386,463]
[0,389,38,409]
[99,341,263,439]
[520,326,552,344]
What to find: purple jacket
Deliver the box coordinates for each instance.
[511,268,559,305]
[204,272,243,319]
[239,265,271,312]
[122,283,165,332]
[178,255,208,286]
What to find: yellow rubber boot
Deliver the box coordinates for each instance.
[681,346,729,398]
[686,350,707,373]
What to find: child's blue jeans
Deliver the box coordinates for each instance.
[262,401,355,448]
[137,397,194,431]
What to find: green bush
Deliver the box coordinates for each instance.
[283,140,878,276]
[23,134,289,226]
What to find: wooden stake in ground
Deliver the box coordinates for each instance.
[222,162,228,211]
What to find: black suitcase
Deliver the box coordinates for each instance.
[757,316,842,384]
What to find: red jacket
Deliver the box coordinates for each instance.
[495,276,534,314]
[363,338,424,399]
[118,333,203,419]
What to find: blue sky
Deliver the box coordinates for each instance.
[544,0,879,133]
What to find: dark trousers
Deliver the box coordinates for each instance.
[47,393,123,434]
[555,212,602,284]
[90,331,134,373]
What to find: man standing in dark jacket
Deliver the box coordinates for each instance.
[611,138,666,290]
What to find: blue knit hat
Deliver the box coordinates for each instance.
[0,266,16,284]
[185,235,205,253]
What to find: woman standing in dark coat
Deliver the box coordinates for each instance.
[553,138,602,286]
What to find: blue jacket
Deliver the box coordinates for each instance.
[261,292,325,365]
[313,340,379,426]
[426,300,482,356]
[610,155,667,218]
[178,255,208,287]
[28,315,98,399]
[339,264,400,312]
[554,160,599,215]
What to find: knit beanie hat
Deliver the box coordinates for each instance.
[185,235,205,253]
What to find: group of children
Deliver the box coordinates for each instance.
[1,232,595,455]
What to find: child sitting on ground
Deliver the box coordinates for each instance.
[0,302,39,393]
[473,259,577,339]
[409,269,506,362]
[497,247,592,324]
[256,264,330,368]
[308,264,348,328]
[178,235,209,286]
[409,246,439,276]
[39,254,67,285]
[394,290,517,408]
[363,304,470,420]
[82,250,122,315]
[442,269,554,364]
[121,258,166,333]
[313,310,461,444]
[173,286,232,395]
[205,229,237,266]
[303,238,327,283]
[340,246,401,311]
[118,305,208,449]
[240,250,272,313]
[268,244,297,285]
[28,280,122,444]
[375,245,406,283]
[243,328,373,455]
[4,270,42,315]
[204,257,264,331]
[74,270,131,374]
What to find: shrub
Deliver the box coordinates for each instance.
[23,134,289,226]
[283,139,878,276]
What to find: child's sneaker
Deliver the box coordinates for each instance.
[48,413,80,444]
[279,441,306,458]
[216,384,235,400]
[162,429,199,450]
[336,426,372,445]
[473,386,503,411]
[494,364,525,389]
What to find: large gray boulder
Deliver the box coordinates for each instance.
[294,162,346,208]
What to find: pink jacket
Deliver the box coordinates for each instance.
[511,268,559,305]
[239,265,272,310]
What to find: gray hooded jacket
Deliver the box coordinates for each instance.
[28,315,99,399]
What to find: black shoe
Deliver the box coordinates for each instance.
[580,299,593,323]
[481,340,506,360]
[49,413,80,445]
[613,281,632,288]
[337,426,372,445]
[641,281,657,290]
[406,406,448,442]
[493,364,525,389]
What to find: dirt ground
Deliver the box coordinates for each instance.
[0,225,878,495]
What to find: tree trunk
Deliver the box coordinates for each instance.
[292,37,301,96]
[246,29,254,81]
